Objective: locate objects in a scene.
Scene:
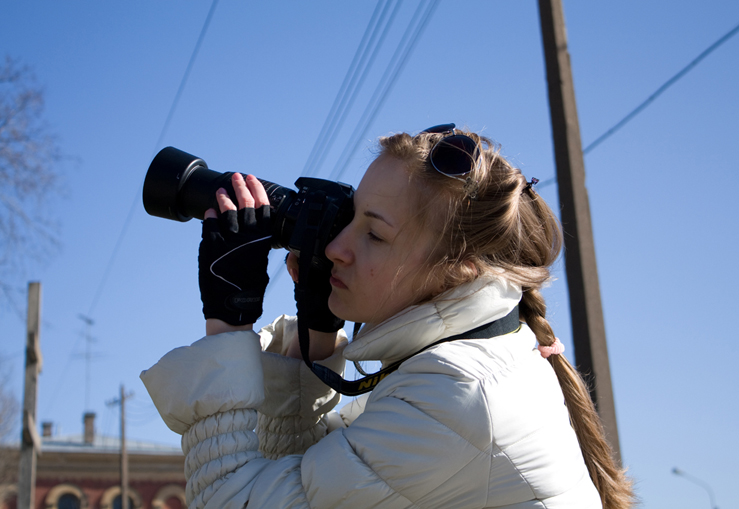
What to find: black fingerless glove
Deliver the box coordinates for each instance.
[198,206,271,325]
[294,262,345,333]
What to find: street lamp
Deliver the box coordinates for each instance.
[672,467,718,509]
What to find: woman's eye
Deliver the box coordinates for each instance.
[368,231,384,243]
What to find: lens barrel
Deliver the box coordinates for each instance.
[143,147,300,248]
[143,146,355,260]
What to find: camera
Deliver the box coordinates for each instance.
[142,147,355,269]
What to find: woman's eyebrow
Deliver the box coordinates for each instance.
[363,210,394,228]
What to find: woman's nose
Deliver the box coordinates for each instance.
[325,226,353,266]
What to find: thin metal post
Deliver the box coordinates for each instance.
[108,386,132,509]
[121,384,128,509]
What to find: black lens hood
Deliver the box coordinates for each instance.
[143,147,207,222]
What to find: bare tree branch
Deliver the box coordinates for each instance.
[0,354,19,484]
[0,56,65,308]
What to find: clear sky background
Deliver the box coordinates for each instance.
[1,1,738,507]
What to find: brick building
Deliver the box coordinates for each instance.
[0,413,185,509]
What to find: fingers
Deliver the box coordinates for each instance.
[216,188,237,213]
[245,175,270,208]
[232,173,254,209]
[215,173,269,214]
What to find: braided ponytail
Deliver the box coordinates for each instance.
[520,290,634,509]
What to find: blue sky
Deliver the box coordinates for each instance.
[1,1,738,507]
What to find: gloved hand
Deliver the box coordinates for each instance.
[199,182,272,326]
[288,253,344,333]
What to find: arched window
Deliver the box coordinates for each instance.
[57,494,80,509]
[44,484,87,509]
[112,495,135,509]
[151,485,185,509]
[163,496,183,509]
[99,487,141,509]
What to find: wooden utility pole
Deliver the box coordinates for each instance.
[108,385,132,509]
[537,0,622,462]
[18,282,42,509]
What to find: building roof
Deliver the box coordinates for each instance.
[37,434,182,456]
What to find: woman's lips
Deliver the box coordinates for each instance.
[329,274,348,289]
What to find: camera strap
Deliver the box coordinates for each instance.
[302,304,521,397]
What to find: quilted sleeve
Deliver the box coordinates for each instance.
[140,330,271,509]
[256,315,347,459]
[140,322,350,509]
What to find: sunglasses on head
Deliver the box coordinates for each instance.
[422,123,481,181]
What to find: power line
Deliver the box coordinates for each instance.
[266,0,440,291]
[329,0,441,182]
[266,0,401,290]
[41,1,220,420]
[300,0,384,177]
[41,333,83,418]
[583,20,739,155]
[302,0,400,178]
[539,20,739,189]
[154,0,221,152]
[87,0,220,317]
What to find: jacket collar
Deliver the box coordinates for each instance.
[344,276,522,364]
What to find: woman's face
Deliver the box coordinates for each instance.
[325,155,439,326]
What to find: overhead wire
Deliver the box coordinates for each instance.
[87,0,220,317]
[539,20,739,188]
[329,0,441,182]
[301,0,401,178]
[582,20,739,155]
[126,400,162,427]
[265,0,405,291]
[42,0,220,419]
[310,0,441,382]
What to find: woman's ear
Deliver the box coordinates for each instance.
[464,259,478,277]
[451,258,478,283]
[431,258,479,297]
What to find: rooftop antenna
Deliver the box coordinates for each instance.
[77,314,100,412]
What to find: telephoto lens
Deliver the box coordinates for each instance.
[142,146,354,257]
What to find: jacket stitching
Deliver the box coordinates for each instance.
[348,395,488,508]
[388,370,490,456]
[341,427,427,509]
[489,446,545,508]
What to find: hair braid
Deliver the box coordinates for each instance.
[521,289,635,509]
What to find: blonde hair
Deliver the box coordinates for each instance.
[379,128,634,509]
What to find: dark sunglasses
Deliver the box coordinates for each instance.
[422,123,481,180]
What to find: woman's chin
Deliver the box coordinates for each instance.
[328,299,369,325]
[328,296,350,322]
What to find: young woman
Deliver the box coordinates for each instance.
[142,125,634,508]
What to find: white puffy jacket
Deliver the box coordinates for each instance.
[141,277,601,508]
